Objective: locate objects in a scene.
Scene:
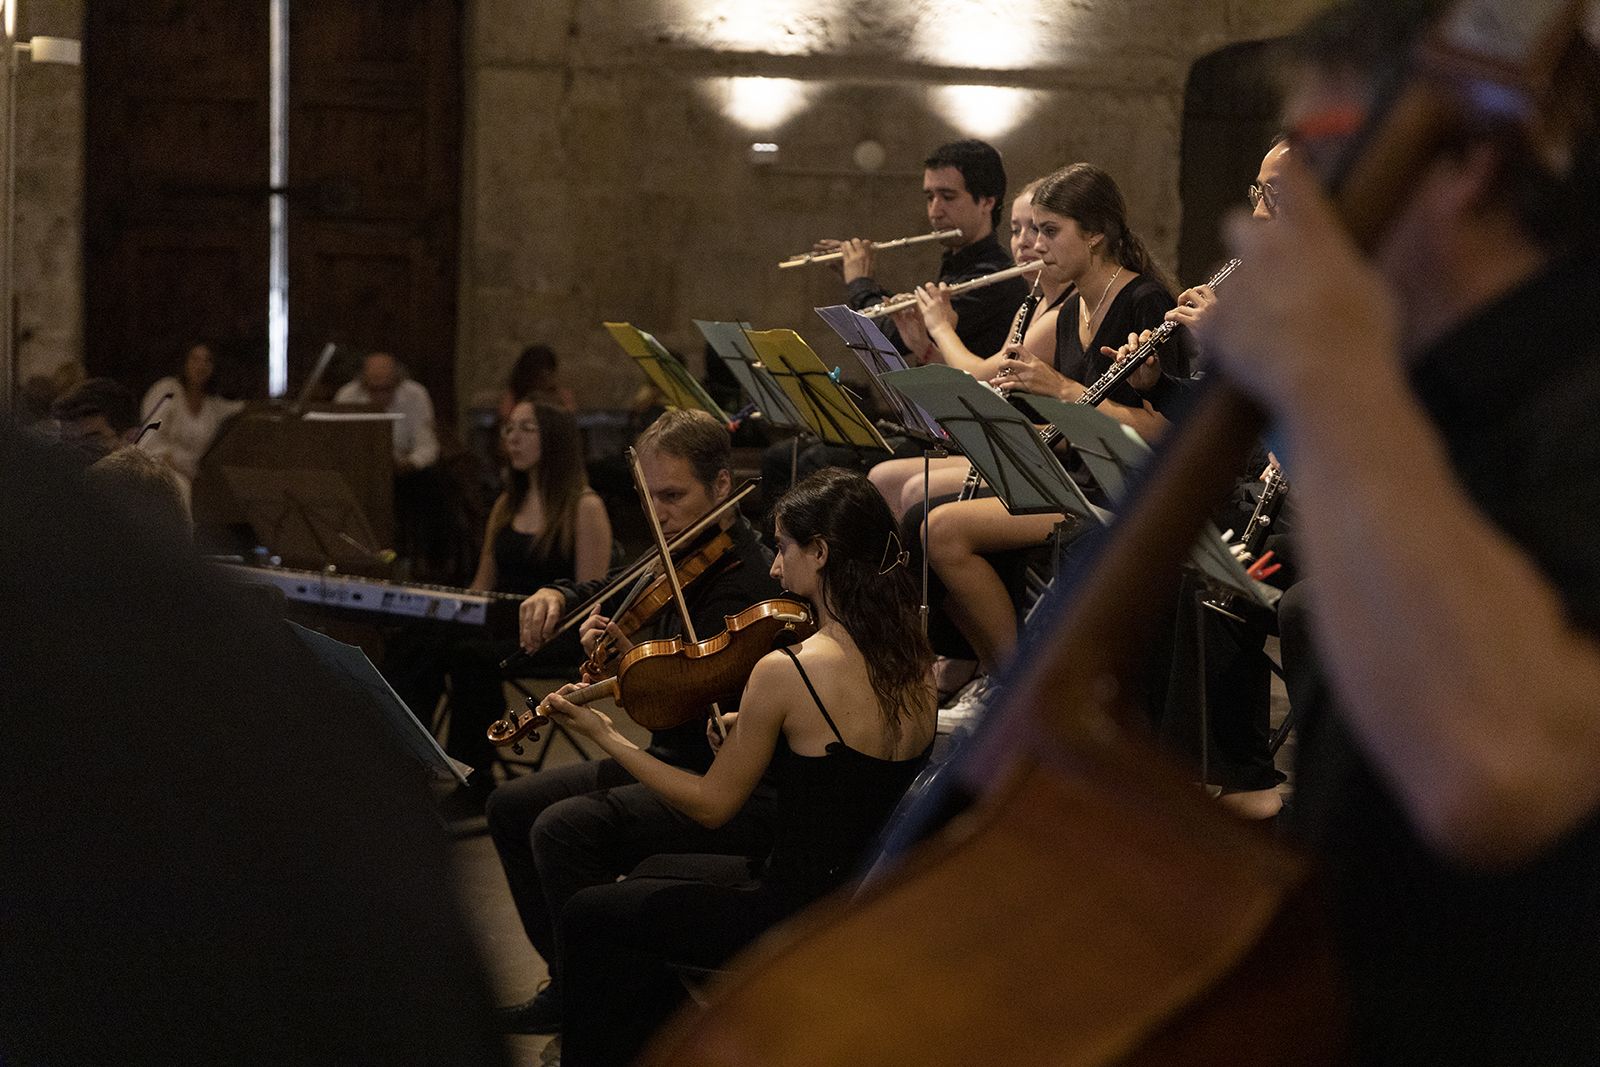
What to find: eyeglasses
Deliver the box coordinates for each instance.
[501,419,540,437]
[1247,181,1279,214]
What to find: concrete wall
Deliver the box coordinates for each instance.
[14,0,83,389]
[456,0,1329,412]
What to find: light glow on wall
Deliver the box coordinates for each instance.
[659,0,845,55]
[911,2,1047,70]
[932,84,1039,140]
[710,76,812,132]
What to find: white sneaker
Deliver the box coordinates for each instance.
[938,676,990,733]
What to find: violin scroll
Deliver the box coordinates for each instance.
[486,695,551,754]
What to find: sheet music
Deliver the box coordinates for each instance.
[813,305,948,443]
[742,328,891,452]
[603,322,732,424]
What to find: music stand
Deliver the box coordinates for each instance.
[694,319,809,432]
[742,328,892,455]
[1022,396,1274,608]
[603,322,732,424]
[223,465,389,574]
[813,304,949,445]
[881,365,1101,522]
[287,621,472,787]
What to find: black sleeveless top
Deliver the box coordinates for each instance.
[492,523,577,596]
[762,647,931,905]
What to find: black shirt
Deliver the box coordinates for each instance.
[1291,254,1600,1065]
[846,231,1028,359]
[1053,273,1192,404]
[549,515,780,771]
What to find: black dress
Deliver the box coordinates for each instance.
[556,647,931,1067]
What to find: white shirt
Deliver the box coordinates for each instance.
[333,377,440,469]
[137,377,245,482]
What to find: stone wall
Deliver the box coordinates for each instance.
[8,0,1329,414]
[14,0,83,389]
[457,0,1329,412]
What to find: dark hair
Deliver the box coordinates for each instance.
[51,377,138,434]
[492,400,589,561]
[924,139,1008,229]
[508,344,559,400]
[775,468,934,740]
[176,341,221,396]
[634,409,730,491]
[1031,163,1172,290]
[1288,0,1600,252]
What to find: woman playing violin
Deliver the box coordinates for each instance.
[488,409,781,1036]
[542,468,936,1067]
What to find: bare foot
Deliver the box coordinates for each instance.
[1218,787,1284,821]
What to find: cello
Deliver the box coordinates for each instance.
[641,3,1589,1064]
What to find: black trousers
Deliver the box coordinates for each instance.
[1145,573,1283,792]
[483,759,776,994]
[559,854,794,1067]
[385,625,582,779]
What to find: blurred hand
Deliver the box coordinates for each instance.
[519,587,566,652]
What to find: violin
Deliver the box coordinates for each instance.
[498,480,760,673]
[583,520,736,678]
[488,598,815,750]
[640,4,1587,1064]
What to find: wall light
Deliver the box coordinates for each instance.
[912,2,1046,70]
[711,76,811,133]
[932,84,1039,140]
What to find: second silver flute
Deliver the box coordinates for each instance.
[859,260,1046,319]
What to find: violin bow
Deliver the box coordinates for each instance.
[625,447,729,741]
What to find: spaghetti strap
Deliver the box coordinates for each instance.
[777,646,845,746]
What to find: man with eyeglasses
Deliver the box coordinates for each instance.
[1247,134,1289,220]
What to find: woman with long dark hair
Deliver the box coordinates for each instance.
[925,162,1190,719]
[470,398,609,594]
[541,468,936,1067]
[390,397,611,806]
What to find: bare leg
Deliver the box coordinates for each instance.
[899,460,974,519]
[924,498,1061,672]
[869,455,968,520]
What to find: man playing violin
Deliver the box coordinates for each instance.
[489,409,780,1035]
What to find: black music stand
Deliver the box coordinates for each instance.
[881,365,1101,522]
[288,621,472,787]
[1026,394,1278,788]
[1023,396,1275,609]
[694,318,809,432]
[223,465,390,574]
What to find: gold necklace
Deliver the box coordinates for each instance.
[1081,265,1122,325]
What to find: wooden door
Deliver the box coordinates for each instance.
[85,0,463,413]
[287,0,462,415]
[85,0,271,397]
